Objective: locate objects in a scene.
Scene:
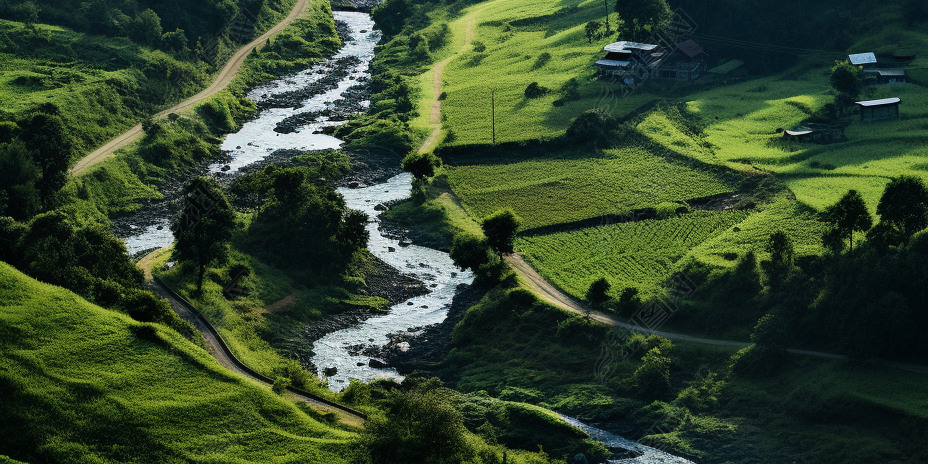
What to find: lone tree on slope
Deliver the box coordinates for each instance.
[481,209,521,256]
[876,175,928,241]
[172,177,236,293]
[821,190,872,252]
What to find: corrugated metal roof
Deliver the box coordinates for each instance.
[856,97,901,107]
[676,39,705,58]
[595,59,632,68]
[604,41,659,53]
[877,69,906,76]
[848,52,877,65]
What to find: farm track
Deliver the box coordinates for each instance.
[505,254,928,375]
[70,0,312,175]
[418,6,483,154]
[138,250,366,427]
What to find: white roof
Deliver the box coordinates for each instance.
[785,130,813,136]
[604,41,659,53]
[856,97,901,107]
[849,52,877,65]
[595,59,632,68]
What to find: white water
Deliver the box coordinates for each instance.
[211,11,380,174]
[560,415,695,464]
[311,173,474,389]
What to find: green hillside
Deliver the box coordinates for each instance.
[0,262,358,464]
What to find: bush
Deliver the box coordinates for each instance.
[632,347,672,400]
[532,52,551,69]
[524,82,550,99]
[586,277,611,307]
[566,109,622,146]
[471,40,486,52]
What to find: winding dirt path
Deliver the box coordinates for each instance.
[70,0,312,175]
[137,250,366,426]
[505,254,928,375]
[418,7,482,154]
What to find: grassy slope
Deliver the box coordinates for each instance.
[153,242,388,392]
[0,262,357,464]
[412,0,652,145]
[53,0,339,226]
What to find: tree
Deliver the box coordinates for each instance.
[830,60,863,112]
[172,178,236,293]
[875,175,928,241]
[0,141,41,220]
[585,20,601,43]
[765,231,794,267]
[481,209,521,256]
[632,347,671,399]
[161,28,189,53]
[18,111,72,210]
[130,9,163,47]
[616,0,671,37]
[449,233,492,272]
[362,380,473,463]
[402,152,441,180]
[821,190,872,251]
[371,0,412,36]
[586,277,611,309]
[566,109,621,146]
[751,313,787,351]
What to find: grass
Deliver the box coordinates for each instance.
[153,240,387,393]
[411,0,655,145]
[517,210,750,297]
[0,262,358,464]
[445,146,738,230]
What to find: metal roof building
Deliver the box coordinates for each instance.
[848,52,877,66]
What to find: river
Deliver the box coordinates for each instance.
[116,10,692,464]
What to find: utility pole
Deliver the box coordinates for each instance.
[491,89,496,145]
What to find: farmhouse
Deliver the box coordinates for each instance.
[856,97,901,122]
[658,39,708,81]
[782,123,847,144]
[595,41,663,85]
[848,52,907,84]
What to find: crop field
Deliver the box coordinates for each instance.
[517,210,750,298]
[444,146,738,230]
[414,0,656,145]
[0,262,355,463]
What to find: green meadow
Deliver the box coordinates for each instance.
[445,146,738,230]
[0,262,357,464]
[410,0,655,145]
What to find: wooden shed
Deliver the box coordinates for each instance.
[856,98,901,122]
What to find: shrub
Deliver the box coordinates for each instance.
[471,40,486,52]
[586,277,611,307]
[566,109,621,146]
[524,82,550,99]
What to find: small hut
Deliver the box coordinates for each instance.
[856,98,901,122]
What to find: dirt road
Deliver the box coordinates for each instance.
[505,254,928,375]
[70,0,312,175]
[138,250,365,426]
[418,8,482,154]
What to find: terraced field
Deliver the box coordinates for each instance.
[445,146,738,230]
[517,210,750,297]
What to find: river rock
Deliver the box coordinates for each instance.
[388,247,396,252]
[323,366,338,376]
[368,359,388,368]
